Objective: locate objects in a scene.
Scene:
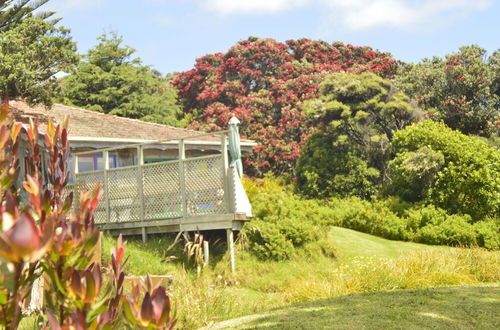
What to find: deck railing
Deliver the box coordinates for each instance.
[72,131,251,230]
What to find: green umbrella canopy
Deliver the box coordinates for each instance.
[228,116,243,178]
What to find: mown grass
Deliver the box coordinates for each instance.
[204,284,500,329]
[98,227,500,329]
[329,226,442,259]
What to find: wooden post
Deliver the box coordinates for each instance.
[203,240,209,266]
[74,154,79,175]
[221,133,232,213]
[179,139,187,218]
[226,229,235,273]
[137,146,147,243]
[103,151,110,227]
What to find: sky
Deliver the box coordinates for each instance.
[45,0,500,75]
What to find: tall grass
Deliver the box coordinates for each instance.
[169,248,500,328]
[100,234,500,328]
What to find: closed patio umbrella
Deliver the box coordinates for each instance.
[228,116,243,178]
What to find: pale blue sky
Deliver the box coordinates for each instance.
[46,0,500,74]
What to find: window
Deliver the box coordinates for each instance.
[69,154,117,183]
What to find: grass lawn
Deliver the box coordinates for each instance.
[95,228,499,329]
[204,284,500,329]
[329,226,442,259]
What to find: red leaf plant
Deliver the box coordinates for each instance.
[0,103,176,329]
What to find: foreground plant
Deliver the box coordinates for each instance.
[0,103,176,328]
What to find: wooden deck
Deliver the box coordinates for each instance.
[73,131,252,240]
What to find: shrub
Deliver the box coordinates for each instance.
[389,120,500,220]
[243,177,336,260]
[328,199,500,249]
[277,218,321,247]
[473,220,500,250]
[245,220,294,261]
[328,197,409,241]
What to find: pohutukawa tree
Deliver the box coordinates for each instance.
[395,45,500,137]
[174,37,398,175]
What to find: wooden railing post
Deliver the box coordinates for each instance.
[221,133,232,213]
[179,139,187,218]
[137,146,147,242]
[74,155,79,212]
[103,151,110,227]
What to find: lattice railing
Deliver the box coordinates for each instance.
[185,155,226,216]
[143,160,182,220]
[107,166,142,223]
[74,154,231,225]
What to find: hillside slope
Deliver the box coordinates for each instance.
[204,285,500,329]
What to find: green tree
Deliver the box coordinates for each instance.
[395,45,500,136]
[0,16,78,105]
[0,0,57,32]
[58,33,182,126]
[296,72,420,199]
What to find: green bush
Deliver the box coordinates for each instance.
[328,197,409,241]
[245,220,294,261]
[406,206,477,246]
[329,199,499,249]
[473,220,500,250]
[243,177,334,260]
[389,120,500,220]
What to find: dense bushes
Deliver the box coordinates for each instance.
[327,198,499,249]
[243,178,335,260]
[244,178,499,260]
[387,120,500,220]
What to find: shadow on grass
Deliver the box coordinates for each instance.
[207,285,500,329]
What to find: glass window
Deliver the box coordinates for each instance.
[96,154,117,170]
[78,155,96,172]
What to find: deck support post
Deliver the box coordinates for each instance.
[203,240,209,266]
[226,229,235,273]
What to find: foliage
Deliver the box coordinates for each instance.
[296,72,420,198]
[395,45,500,136]
[242,177,333,260]
[388,120,500,220]
[327,197,499,249]
[0,0,57,32]
[0,104,175,328]
[0,16,78,106]
[174,37,399,175]
[58,32,182,126]
[328,197,410,241]
[183,231,205,274]
[385,146,445,202]
[295,133,378,199]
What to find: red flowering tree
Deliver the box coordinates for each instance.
[395,45,500,137]
[174,37,398,175]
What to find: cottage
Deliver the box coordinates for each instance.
[10,101,255,177]
[11,101,255,271]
